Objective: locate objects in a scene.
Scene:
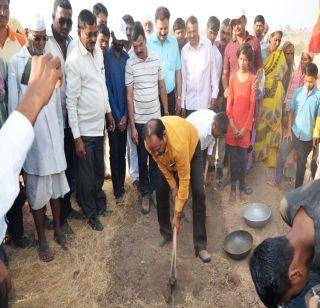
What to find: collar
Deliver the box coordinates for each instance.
[78,39,97,56]
[232,31,252,43]
[110,45,128,58]
[150,32,171,44]
[302,85,318,97]
[48,25,72,45]
[188,36,206,50]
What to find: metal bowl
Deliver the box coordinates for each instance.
[223,230,253,260]
[243,203,272,228]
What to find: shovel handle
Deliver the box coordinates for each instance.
[170,226,177,280]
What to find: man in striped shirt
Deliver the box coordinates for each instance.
[126,22,168,214]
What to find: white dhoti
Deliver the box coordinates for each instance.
[25,172,70,210]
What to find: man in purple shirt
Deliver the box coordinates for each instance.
[222,14,263,99]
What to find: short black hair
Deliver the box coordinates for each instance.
[249,237,293,308]
[305,63,318,78]
[122,14,134,26]
[53,0,72,14]
[93,3,108,17]
[221,18,231,27]
[236,42,254,62]
[186,16,198,27]
[97,23,110,38]
[155,6,170,22]
[254,15,265,25]
[173,18,186,32]
[143,119,166,140]
[78,9,96,29]
[207,16,220,33]
[132,21,145,42]
[213,112,228,135]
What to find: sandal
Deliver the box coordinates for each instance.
[242,184,253,195]
[54,233,68,250]
[38,243,54,262]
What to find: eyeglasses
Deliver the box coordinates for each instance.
[58,17,72,27]
[29,32,48,43]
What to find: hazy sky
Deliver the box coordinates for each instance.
[10,0,318,36]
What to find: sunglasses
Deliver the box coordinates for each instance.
[29,32,48,43]
[58,17,72,27]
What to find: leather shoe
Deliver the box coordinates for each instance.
[198,249,211,263]
[88,217,104,231]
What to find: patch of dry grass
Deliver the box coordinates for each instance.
[8,182,138,307]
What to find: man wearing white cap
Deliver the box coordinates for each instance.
[104,22,129,202]
[8,13,69,262]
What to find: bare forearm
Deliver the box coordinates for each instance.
[159,81,168,114]
[17,87,43,126]
[222,74,229,91]
[288,110,294,131]
[175,70,182,97]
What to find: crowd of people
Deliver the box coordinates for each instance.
[0,0,319,306]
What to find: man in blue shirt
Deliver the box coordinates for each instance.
[268,63,320,189]
[147,7,182,116]
[104,26,129,201]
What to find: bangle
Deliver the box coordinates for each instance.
[177,96,181,100]
[164,112,169,116]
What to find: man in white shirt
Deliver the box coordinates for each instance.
[186,110,228,182]
[181,16,220,117]
[66,10,115,231]
[126,22,168,214]
[8,14,68,262]
[0,52,63,308]
[46,0,83,235]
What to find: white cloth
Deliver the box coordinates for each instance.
[28,13,45,31]
[0,111,34,242]
[8,45,66,176]
[186,109,216,155]
[181,37,220,110]
[125,47,139,182]
[127,125,139,182]
[46,25,74,128]
[25,172,69,210]
[65,39,111,139]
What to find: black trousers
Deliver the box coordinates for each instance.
[160,90,176,116]
[6,182,25,241]
[156,142,207,253]
[186,109,196,117]
[292,133,313,188]
[0,245,8,308]
[75,136,106,218]
[135,123,158,197]
[228,145,247,191]
[108,127,127,198]
[60,128,75,225]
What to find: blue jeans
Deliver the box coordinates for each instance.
[275,132,312,188]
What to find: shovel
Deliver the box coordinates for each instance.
[169,226,177,307]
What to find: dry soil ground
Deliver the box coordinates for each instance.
[5,162,295,307]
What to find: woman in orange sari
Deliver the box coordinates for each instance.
[254,29,288,167]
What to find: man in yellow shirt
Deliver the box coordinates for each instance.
[144,116,211,263]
